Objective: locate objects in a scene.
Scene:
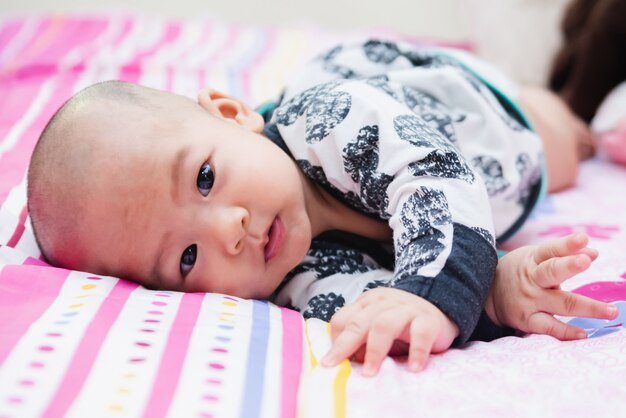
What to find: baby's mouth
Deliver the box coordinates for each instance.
[264,217,284,263]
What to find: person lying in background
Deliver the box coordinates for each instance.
[550,0,626,165]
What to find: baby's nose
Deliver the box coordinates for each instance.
[214,206,249,255]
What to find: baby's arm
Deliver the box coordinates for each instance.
[321,288,458,376]
[486,233,618,338]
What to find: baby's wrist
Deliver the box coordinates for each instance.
[445,315,460,338]
[484,290,502,327]
[436,311,460,350]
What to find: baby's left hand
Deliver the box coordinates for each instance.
[320,287,458,377]
[487,233,618,339]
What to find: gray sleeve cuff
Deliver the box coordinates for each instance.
[392,223,498,345]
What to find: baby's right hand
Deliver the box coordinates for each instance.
[320,287,458,376]
[487,233,618,340]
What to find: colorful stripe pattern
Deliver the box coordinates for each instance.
[0,265,306,418]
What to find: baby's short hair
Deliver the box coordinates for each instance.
[27,80,194,266]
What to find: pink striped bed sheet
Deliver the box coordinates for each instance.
[0,13,625,418]
[0,14,354,418]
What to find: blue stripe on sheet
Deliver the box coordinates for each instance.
[240,299,270,418]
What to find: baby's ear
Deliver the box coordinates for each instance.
[197,88,264,133]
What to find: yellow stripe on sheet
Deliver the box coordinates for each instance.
[300,319,352,418]
[327,323,351,418]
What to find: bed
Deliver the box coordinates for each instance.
[0,14,625,418]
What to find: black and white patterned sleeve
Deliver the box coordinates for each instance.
[376,92,499,345]
[273,76,499,344]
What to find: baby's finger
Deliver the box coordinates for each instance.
[322,304,389,367]
[577,247,598,261]
[407,321,436,372]
[321,326,367,368]
[527,312,587,340]
[533,233,589,264]
[330,297,397,340]
[534,253,592,288]
[540,290,618,320]
[362,310,411,376]
[329,302,365,340]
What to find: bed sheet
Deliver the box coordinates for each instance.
[0,14,624,418]
[299,159,626,418]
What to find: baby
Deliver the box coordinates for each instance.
[27,40,615,376]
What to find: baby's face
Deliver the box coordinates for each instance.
[77,97,312,298]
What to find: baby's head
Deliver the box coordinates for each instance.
[27,81,313,298]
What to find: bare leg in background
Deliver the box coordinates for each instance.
[518,86,595,193]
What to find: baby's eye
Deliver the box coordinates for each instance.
[180,244,197,276]
[197,162,214,196]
